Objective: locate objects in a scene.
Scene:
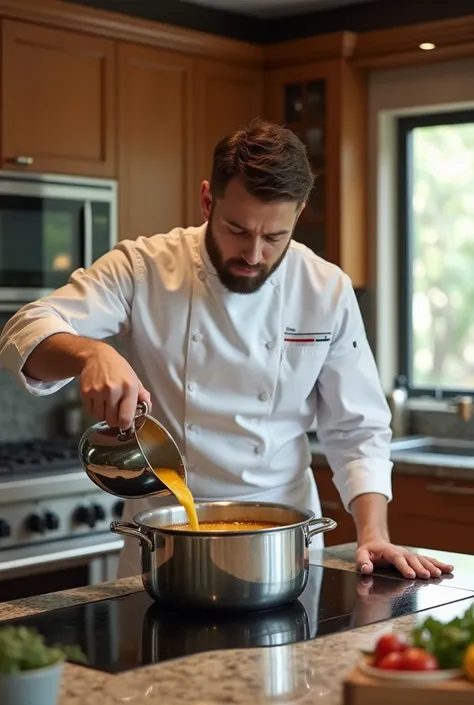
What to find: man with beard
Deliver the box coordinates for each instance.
[0,119,453,581]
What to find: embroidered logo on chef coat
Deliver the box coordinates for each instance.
[284,328,332,344]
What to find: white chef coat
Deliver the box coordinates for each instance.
[0,223,393,578]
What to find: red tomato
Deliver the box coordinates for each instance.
[375,633,408,664]
[376,652,404,670]
[399,647,439,671]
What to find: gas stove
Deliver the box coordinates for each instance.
[0,438,80,476]
[0,438,123,594]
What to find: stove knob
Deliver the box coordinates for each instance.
[0,519,11,538]
[74,506,96,528]
[113,500,125,518]
[44,511,60,531]
[25,513,46,534]
[92,504,106,521]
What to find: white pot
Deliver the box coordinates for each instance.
[0,660,64,705]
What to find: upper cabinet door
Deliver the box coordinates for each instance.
[2,19,116,178]
[193,60,262,222]
[264,60,367,288]
[117,43,193,240]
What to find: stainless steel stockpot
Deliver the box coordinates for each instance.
[110,500,337,611]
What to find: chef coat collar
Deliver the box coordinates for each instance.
[199,222,218,276]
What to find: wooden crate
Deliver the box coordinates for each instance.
[343,665,474,705]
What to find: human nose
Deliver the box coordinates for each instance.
[241,237,262,266]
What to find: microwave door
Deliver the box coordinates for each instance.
[0,194,84,304]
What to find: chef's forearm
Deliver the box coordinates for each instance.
[349,493,390,544]
[23,333,104,382]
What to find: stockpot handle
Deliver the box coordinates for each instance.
[305,517,337,546]
[118,401,149,441]
[110,520,153,550]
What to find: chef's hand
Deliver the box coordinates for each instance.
[356,541,454,580]
[80,342,151,429]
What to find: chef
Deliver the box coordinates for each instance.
[0,119,452,581]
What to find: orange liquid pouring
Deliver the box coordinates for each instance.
[153,468,200,531]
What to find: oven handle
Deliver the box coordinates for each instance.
[83,200,93,267]
[0,537,123,574]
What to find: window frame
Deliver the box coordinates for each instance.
[397,108,474,399]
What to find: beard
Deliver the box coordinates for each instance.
[205,214,291,295]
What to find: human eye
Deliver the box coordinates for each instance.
[265,235,281,245]
[227,225,245,235]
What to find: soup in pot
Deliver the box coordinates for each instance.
[162,521,283,532]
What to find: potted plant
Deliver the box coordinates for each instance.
[0,625,86,705]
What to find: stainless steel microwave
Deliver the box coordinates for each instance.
[0,171,117,311]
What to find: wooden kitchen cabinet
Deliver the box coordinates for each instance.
[389,472,474,555]
[2,19,116,178]
[264,59,367,287]
[192,59,263,223]
[117,43,194,240]
[312,465,356,546]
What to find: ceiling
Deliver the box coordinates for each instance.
[178,0,379,19]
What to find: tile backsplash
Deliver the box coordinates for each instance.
[410,408,474,440]
[0,367,75,441]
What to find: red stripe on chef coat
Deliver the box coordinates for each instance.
[284,337,316,343]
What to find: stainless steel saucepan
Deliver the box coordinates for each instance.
[110,501,337,611]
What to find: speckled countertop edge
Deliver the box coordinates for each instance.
[0,575,144,621]
[2,547,473,705]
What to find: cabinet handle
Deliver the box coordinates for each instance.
[427,484,474,496]
[320,500,340,511]
[13,156,34,166]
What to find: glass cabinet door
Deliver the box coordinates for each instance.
[284,79,326,258]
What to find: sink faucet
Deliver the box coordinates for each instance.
[452,395,473,422]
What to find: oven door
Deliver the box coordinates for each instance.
[0,172,117,311]
[0,533,123,601]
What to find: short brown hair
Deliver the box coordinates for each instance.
[210,118,315,206]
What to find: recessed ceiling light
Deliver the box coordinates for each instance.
[419,42,436,51]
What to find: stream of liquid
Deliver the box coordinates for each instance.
[153,468,200,531]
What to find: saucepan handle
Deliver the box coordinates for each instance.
[305,517,338,546]
[118,401,149,441]
[110,520,153,551]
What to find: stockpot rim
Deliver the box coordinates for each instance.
[130,500,317,536]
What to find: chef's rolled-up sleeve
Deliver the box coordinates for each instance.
[316,275,393,512]
[0,240,138,397]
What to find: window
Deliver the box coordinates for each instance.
[397,110,474,397]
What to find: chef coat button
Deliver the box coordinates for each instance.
[254,445,263,455]
[188,382,197,392]
[197,270,206,281]
[259,392,270,402]
[270,277,278,286]
[188,423,198,432]
[266,340,277,350]
[192,333,203,343]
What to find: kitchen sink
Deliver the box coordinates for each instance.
[390,436,474,465]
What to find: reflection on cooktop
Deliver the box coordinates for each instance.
[4,565,473,673]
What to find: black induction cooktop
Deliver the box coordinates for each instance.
[4,565,474,673]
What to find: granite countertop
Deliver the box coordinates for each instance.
[1,544,473,705]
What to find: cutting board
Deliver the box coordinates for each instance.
[343,665,474,705]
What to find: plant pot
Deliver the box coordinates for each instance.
[0,660,64,705]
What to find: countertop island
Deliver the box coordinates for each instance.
[1,544,473,705]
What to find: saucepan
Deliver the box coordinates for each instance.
[78,402,187,498]
[110,501,337,611]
